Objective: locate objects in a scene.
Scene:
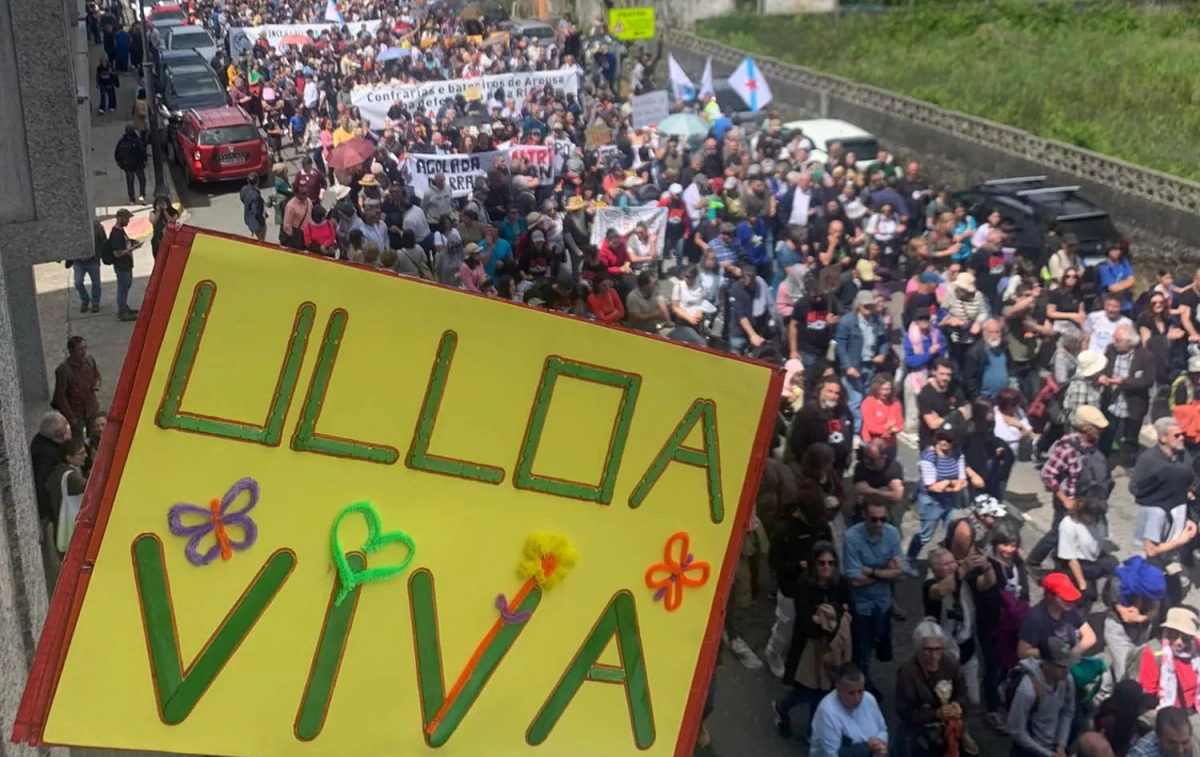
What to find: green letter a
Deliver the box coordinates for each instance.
[526,591,655,748]
[133,535,296,725]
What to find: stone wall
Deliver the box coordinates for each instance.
[575,0,737,35]
[665,28,1200,248]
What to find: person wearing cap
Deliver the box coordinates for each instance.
[1133,608,1200,722]
[941,270,989,373]
[656,183,692,275]
[834,259,876,314]
[835,290,889,435]
[1102,556,1166,682]
[107,209,142,321]
[1029,406,1111,568]
[1129,707,1194,757]
[1006,637,1078,757]
[1130,417,1198,610]
[518,228,557,283]
[904,425,967,576]
[1018,572,1096,660]
[945,492,1007,559]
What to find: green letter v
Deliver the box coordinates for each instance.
[133,535,296,725]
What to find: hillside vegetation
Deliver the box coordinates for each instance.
[697,3,1200,181]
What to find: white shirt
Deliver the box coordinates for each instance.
[1084,312,1132,355]
[1134,504,1187,555]
[994,411,1032,455]
[303,80,319,109]
[672,278,708,317]
[1057,517,1107,561]
[788,188,811,227]
[682,183,704,226]
[811,690,887,757]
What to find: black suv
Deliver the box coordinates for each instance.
[954,177,1126,266]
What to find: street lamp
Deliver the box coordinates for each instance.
[134,1,168,200]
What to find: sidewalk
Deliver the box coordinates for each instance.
[28,32,185,437]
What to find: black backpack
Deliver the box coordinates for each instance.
[95,222,114,266]
[1001,665,1042,711]
[1070,436,1114,500]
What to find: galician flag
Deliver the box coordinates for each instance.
[699,56,715,98]
[325,0,344,23]
[667,53,696,102]
[728,56,772,111]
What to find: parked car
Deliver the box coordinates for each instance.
[173,106,269,185]
[774,119,880,171]
[499,19,556,45]
[160,25,217,62]
[954,176,1126,265]
[145,3,186,31]
[158,64,229,130]
[155,47,210,75]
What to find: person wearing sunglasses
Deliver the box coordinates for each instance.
[895,620,975,757]
[1130,417,1199,613]
[843,501,905,692]
[775,541,851,742]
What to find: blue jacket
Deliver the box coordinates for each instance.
[835,312,888,372]
[904,328,946,370]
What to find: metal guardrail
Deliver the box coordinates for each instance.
[663,26,1200,220]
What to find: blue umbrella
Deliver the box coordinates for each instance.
[655,112,712,139]
[376,45,406,62]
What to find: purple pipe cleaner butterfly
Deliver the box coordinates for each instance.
[167,477,260,566]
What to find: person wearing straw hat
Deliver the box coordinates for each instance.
[1130,608,1200,731]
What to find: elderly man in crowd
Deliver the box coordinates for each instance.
[811,664,888,757]
[1101,323,1156,472]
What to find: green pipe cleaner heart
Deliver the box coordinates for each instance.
[330,501,416,606]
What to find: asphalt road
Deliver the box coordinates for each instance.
[159,63,1200,757]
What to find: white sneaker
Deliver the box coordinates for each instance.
[729,636,764,670]
[765,651,785,679]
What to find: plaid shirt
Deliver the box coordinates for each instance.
[1062,375,1102,414]
[1108,350,1134,418]
[1041,432,1087,498]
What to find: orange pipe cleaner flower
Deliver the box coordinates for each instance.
[645,531,710,612]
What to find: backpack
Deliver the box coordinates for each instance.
[98,229,115,266]
[1001,665,1043,711]
[1069,436,1113,500]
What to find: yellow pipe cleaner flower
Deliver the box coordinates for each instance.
[516,532,578,591]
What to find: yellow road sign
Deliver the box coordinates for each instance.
[15,227,781,757]
[608,7,655,41]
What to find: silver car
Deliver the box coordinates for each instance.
[163,25,217,63]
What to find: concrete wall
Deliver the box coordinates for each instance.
[665,29,1200,248]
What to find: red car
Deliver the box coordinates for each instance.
[146,3,186,30]
[173,106,269,185]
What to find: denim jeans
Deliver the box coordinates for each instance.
[74,260,101,305]
[99,84,117,111]
[906,491,955,561]
[115,268,133,312]
[851,604,892,688]
[843,368,874,435]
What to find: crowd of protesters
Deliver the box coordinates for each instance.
[66,1,1200,756]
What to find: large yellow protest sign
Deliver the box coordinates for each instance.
[13,227,780,757]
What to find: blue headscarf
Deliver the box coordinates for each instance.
[1116,556,1166,606]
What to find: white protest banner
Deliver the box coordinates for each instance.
[352,70,580,122]
[631,90,670,130]
[228,21,381,56]
[403,145,556,199]
[590,206,668,257]
[402,151,504,199]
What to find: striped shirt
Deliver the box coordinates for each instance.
[919,448,965,503]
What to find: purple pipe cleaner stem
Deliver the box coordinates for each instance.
[495,593,533,623]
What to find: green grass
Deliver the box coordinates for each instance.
[696,3,1200,181]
